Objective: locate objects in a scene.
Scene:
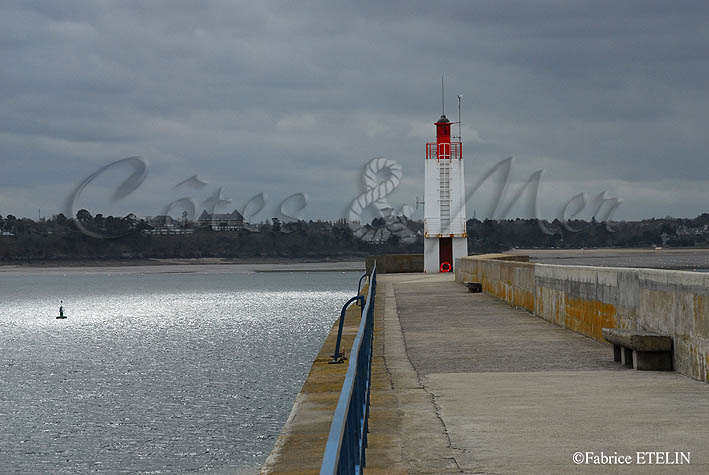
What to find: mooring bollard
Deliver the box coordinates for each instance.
[330,295,365,363]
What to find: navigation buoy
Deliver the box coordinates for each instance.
[56,300,67,319]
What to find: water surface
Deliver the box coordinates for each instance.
[0,269,357,473]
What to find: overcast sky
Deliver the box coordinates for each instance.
[1,1,708,222]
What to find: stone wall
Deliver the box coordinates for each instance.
[456,254,709,383]
[366,254,423,274]
[455,253,534,312]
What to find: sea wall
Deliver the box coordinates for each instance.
[261,290,366,473]
[365,254,423,274]
[262,275,399,473]
[456,254,709,383]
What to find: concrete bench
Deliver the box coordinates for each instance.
[464,281,482,293]
[601,328,673,371]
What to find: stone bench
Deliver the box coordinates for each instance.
[464,281,482,293]
[601,328,673,371]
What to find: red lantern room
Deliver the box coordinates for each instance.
[436,114,451,159]
[426,114,462,160]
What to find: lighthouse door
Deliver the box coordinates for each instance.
[439,237,453,272]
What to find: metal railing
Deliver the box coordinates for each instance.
[320,264,377,475]
[330,295,364,363]
[356,273,370,297]
[426,141,462,159]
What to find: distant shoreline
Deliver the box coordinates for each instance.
[0,257,366,275]
[0,256,363,267]
[6,247,709,274]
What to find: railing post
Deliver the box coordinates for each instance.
[356,273,370,301]
[330,295,364,363]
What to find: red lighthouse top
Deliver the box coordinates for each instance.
[435,114,451,142]
[426,113,461,160]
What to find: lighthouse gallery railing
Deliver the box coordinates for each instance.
[320,264,377,475]
[426,141,462,159]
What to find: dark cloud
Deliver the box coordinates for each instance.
[1,1,709,221]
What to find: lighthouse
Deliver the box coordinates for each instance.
[423,99,468,273]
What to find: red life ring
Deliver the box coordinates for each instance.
[440,261,452,273]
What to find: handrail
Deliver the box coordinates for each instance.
[330,295,364,363]
[320,263,377,475]
[330,272,370,362]
[356,272,370,299]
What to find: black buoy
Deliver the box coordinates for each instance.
[56,300,67,319]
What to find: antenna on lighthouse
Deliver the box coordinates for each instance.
[457,94,462,142]
[441,76,445,115]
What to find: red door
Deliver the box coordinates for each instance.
[439,237,453,272]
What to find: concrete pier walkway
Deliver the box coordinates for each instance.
[370,273,709,474]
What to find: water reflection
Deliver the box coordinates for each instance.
[0,270,355,473]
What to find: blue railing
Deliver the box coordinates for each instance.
[330,295,364,363]
[320,264,377,475]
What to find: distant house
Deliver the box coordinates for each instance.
[152,215,175,227]
[676,225,706,237]
[198,210,245,231]
[144,215,193,235]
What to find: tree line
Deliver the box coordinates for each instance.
[0,211,419,262]
[1,210,707,263]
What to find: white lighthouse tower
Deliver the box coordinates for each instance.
[423,97,468,273]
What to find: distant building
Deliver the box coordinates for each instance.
[144,215,194,235]
[676,225,707,237]
[151,215,175,227]
[198,210,244,231]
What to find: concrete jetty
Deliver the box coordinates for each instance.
[368,272,709,473]
[264,254,709,473]
[261,282,404,474]
[456,254,709,382]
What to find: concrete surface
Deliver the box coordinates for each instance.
[602,328,673,352]
[508,248,709,271]
[367,274,461,473]
[370,273,709,474]
[456,254,709,382]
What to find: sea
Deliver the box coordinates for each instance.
[0,267,359,474]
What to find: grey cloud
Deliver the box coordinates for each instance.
[1,1,709,221]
